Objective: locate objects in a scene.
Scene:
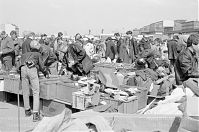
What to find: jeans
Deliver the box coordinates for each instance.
[183,78,199,96]
[21,65,40,112]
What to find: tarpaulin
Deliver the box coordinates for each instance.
[33,109,113,132]
[72,110,183,132]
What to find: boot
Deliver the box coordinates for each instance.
[33,112,41,122]
[25,109,32,117]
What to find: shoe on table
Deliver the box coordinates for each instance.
[33,112,41,122]
[25,109,32,117]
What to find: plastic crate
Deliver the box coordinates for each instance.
[72,91,93,110]
[4,75,21,94]
[39,79,59,100]
[55,82,78,104]
[100,96,138,114]
[40,77,78,102]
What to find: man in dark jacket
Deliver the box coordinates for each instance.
[105,37,118,62]
[167,35,180,72]
[175,34,199,96]
[63,42,93,76]
[10,30,23,67]
[119,37,132,63]
[21,40,49,122]
[0,31,15,72]
[126,31,138,63]
[30,41,57,74]
[139,36,151,51]
[114,33,124,63]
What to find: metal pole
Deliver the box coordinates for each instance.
[17,91,20,132]
[17,76,22,132]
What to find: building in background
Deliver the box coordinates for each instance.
[0,24,19,36]
[132,28,140,36]
[173,20,187,32]
[139,20,199,35]
[140,20,174,35]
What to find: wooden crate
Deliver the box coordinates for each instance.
[72,91,93,110]
[100,96,138,114]
[120,85,148,110]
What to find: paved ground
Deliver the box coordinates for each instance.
[0,100,39,132]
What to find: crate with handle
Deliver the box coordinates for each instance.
[100,96,138,114]
[72,91,94,110]
[120,85,148,110]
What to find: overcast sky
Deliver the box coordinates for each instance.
[0,0,198,35]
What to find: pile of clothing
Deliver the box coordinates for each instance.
[33,109,113,132]
[144,87,195,115]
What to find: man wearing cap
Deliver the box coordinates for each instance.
[114,33,124,63]
[10,30,23,67]
[20,40,49,121]
[175,34,199,96]
[0,31,15,72]
[125,31,138,63]
[167,35,180,73]
[105,37,118,62]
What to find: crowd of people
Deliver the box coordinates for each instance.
[0,29,199,122]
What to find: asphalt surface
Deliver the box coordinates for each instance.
[0,100,39,132]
